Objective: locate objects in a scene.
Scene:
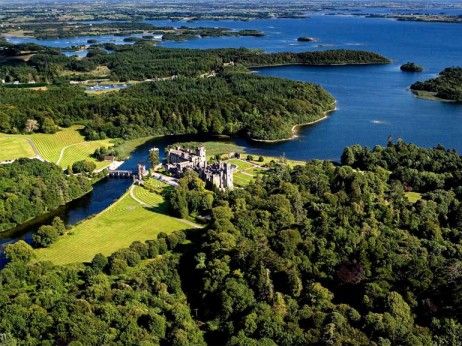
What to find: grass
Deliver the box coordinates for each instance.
[35,184,191,265]
[170,140,245,159]
[0,136,35,161]
[405,191,422,203]
[58,139,114,169]
[0,126,114,169]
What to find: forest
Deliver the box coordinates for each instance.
[0,40,390,83]
[0,73,335,141]
[0,159,92,232]
[410,67,462,101]
[1,141,461,344]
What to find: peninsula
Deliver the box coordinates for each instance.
[410,67,462,102]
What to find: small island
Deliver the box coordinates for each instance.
[410,67,462,102]
[297,36,316,42]
[400,62,423,72]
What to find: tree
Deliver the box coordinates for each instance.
[32,224,59,247]
[41,117,59,133]
[24,119,39,133]
[4,240,34,262]
[149,148,160,169]
[72,160,97,174]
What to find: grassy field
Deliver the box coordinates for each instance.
[226,156,305,187]
[405,191,423,203]
[0,136,35,161]
[170,140,245,159]
[0,126,113,168]
[35,183,192,265]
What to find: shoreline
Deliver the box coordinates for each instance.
[410,89,458,103]
[250,102,337,143]
[250,61,390,69]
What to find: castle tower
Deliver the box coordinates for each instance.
[223,163,234,190]
[137,164,146,181]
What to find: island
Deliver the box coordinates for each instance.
[297,36,316,42]
[400,62,423,72]
[410,67,462,102]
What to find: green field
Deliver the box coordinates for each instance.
[170,140,245,159]
[0,136,35,161]
[35,184,193,265]
[0,126,113,169]
[405,191,423,203]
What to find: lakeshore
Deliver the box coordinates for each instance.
[250,102,337,143]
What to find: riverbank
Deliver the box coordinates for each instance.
[34,182,193,265]
[250,102,337,143]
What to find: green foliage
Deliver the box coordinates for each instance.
[4,240,34,263]
[411,67,462,101]
[0,73,334,141]
[2,142,461,344]
[167,170,213,218]
[400,62,423,72]
[0,159,91,231]
[32,217,66,248]
[72,160,97,174]
[0,239,205,345]
[186,143,462,344]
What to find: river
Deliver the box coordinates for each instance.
[1,14,461,258]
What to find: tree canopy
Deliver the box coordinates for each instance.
[1,142,461,344]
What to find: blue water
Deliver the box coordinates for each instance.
[1,14,461,257]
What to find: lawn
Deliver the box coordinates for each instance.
[405,191,422,203]
[0,126,114,168]
[0,136,35,161]
[35,184,191,265]
[171,140,245,159]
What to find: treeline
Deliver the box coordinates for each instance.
[0,159,92,232]
[214,48,391,66]
[411,67,462,101]
[0,73,334,141]
[342,141,462,192]
[1,142,462,344]
[93,46,390,81]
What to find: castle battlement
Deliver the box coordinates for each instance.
[164,146,235,190]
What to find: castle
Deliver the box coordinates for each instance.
[164,146,235,190]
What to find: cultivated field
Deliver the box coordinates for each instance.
[35,184,193,265]
[0,136,35,161]
[0,126,113,168]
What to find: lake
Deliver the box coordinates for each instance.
[1,14,461,257]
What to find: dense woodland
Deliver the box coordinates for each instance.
[0,73,334,141]
[1,142,461,344]
[0,42,392,141]
[411,67,462,101]
[0,40,389,82]
[0,159,92,232]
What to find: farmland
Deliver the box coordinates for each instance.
[0,126,113,169]
[0,136,35,161]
